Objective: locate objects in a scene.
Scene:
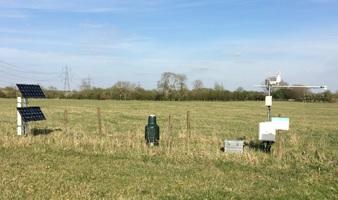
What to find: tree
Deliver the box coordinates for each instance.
[192,80,204,90]
[212,82,225,101]
[236,87,244,92]
[273,88,289,100]
[157,72,175,99]
[233,87,248,101]
[0,89,5,98]
[322,91,336,103]
[2,87,17,98]
[157,72,187,100]
[177,74,187,90]
[177,74,188,100]
[44,86,64,99]
[271,81,289,100]
[288,85,310,101]
[214,82,224,91]
[113,81,136,100]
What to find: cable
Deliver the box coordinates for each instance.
[0,68,55,82]
[0,60,58,75]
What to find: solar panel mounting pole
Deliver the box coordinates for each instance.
[17,97,24,135]
[17,96,29,136]
[17,97,22,135]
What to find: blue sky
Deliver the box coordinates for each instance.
[0,0,337,91]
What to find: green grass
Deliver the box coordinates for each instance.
[0,99,337,199]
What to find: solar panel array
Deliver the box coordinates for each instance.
[17,107,46,122]
[17,84,46,98]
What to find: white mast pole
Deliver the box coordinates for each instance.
[267,84,272,121]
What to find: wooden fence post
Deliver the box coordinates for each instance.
[64,109,68,134]
[97,107,102,134]
[186,111,191,154]
[168,114,172,135]
[167,114,173,154]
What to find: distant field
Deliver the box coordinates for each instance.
[0,98,337,199]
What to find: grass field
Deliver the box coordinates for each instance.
[0,98,337,199]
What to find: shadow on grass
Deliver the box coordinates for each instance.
[31,128,62,136]
[247,140,274,153]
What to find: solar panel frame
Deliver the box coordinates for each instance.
[17,84,46,98]
[17,107,46,122]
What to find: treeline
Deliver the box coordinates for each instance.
[0,85,335,102]
[48,87,266,101]
[0,72,336,102]
[272,88,337,103]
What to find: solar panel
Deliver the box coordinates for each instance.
[17,107,46,122]
[17,84,46,98]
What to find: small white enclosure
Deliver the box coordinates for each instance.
[224,140,244,153]
[265,96,272,107]
[271,117,289,131]
[259,122,276,141]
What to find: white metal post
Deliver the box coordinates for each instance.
[17,97,23,136]
[17,97,28,136]
[267,85,272,121]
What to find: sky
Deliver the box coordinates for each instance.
[0,0,337,91]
